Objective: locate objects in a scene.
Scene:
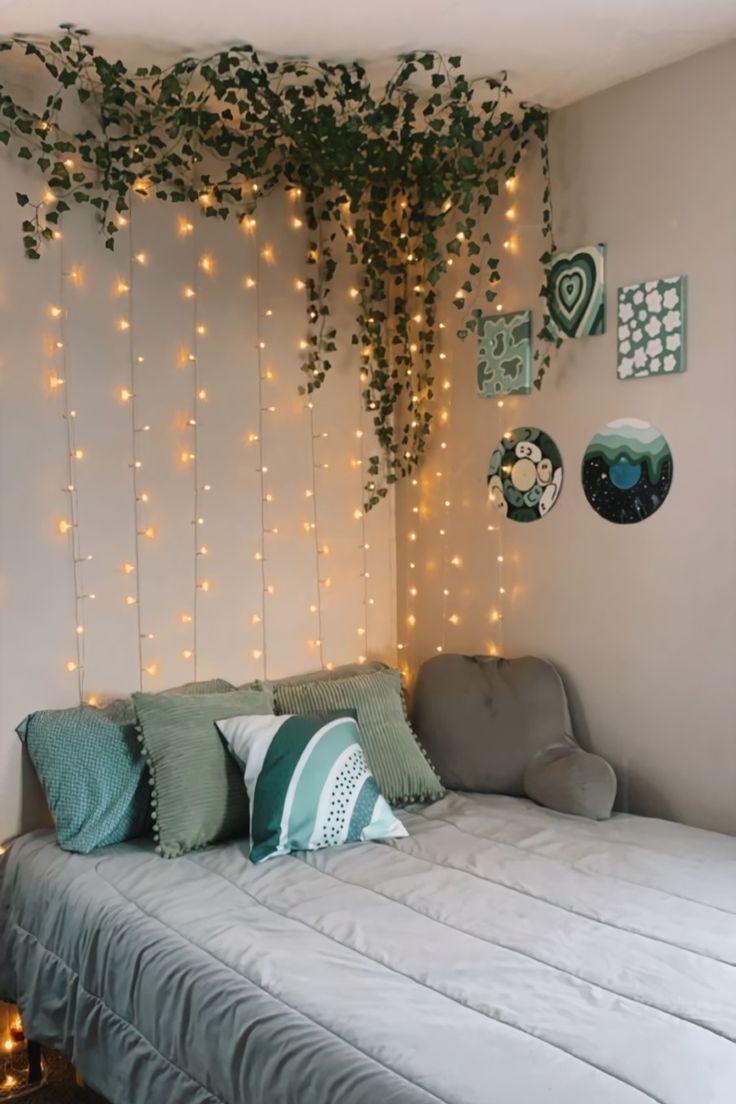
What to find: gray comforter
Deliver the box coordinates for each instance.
[1,792,735,1103]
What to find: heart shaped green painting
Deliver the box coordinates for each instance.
[548,244,606,339]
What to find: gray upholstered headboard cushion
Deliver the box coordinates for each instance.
[411,654,616,820]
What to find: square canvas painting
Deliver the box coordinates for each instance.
[548,244,606,338]
[617,275,687,380]
[477,309,532,397]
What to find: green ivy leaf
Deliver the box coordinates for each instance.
[0,30,551,502]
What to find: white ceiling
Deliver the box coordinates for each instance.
[0,0,734,106]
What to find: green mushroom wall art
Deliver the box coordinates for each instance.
[548,244,606,338]
[487,426,563,522]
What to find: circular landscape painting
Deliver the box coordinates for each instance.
[487,426,563,522]
[582,417,673,524]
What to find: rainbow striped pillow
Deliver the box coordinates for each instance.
[216,713,407,863]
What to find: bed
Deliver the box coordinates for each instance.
[2,791,735,1104]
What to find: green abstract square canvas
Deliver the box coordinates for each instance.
[477,310,532,397]
[616,276,687,380]
[548,244,606,338]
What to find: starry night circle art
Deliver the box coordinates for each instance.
[487,426,563,522]
[582,418,673,525]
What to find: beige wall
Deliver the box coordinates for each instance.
[0,179,396,842]
[397,39,736,834]
[3,38,735,843]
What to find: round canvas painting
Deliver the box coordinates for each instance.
[487,426,563,522]
[582,418,673,524]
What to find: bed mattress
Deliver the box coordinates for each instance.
[1,792,735,1104]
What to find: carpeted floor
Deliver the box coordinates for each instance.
[2,1050,105,1104]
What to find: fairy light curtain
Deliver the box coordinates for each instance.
[0,39,552,845]
[0,188,393,724]
[397,174,531,679]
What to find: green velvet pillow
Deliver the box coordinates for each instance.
[274,668,443,806]
[133,684,273,858]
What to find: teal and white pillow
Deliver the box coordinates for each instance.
[216,713,408,863]
[16,705,150,853]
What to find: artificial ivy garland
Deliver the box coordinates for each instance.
[0,26,554,507]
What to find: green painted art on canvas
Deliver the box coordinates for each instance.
[548,244,606,339]
[477,310,533,397]
[582,418,673,524]
[617,276,687,380]
[487,426,563,522]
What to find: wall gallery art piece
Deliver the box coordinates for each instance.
[477,310,533,397]
[582,418,673,524]
[548,244,606,338]
[617,275,687,380]
[487,426,563,522]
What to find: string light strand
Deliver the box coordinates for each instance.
[190,240,203,680]
[54,239,89,700]
[123,214,146,686]
[252,229,269,677]
[306,398,326,669]
[355,391,370,664]
[437,366,454,656]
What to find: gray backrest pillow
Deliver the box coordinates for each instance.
[411,654,616,820]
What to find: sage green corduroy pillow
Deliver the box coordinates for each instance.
[134,684,273,858]
[102,677,237,726]
[267,660,387,690]
[275,668,443,805]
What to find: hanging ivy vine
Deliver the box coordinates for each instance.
[0,26,552,507]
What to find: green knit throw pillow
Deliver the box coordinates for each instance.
[274,668,443,805]
[134,684,273,857]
